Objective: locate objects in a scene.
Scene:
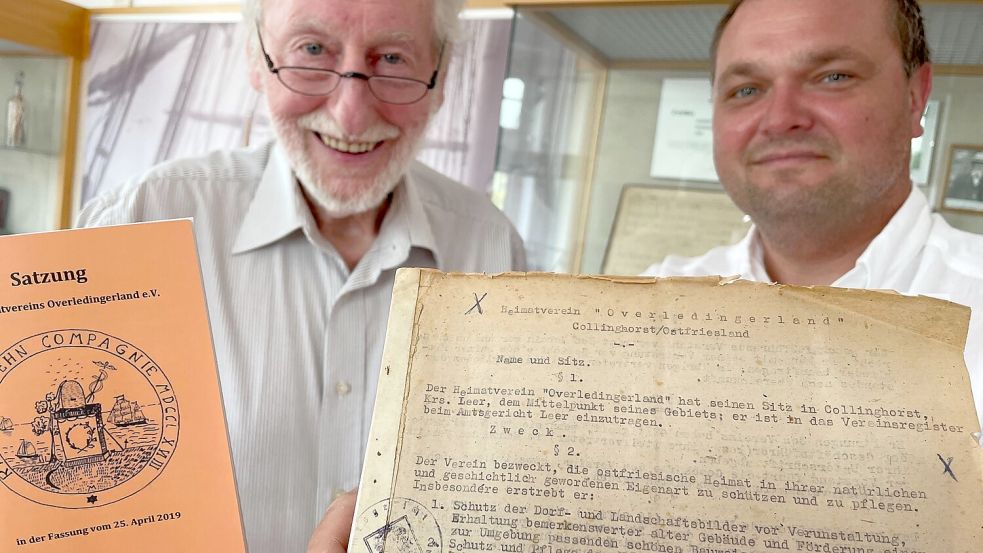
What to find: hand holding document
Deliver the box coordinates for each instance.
[352,269,982,553]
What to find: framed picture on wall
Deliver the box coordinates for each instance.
[940,145,983,214]
[649,79,719,183]
[601,184,750,275]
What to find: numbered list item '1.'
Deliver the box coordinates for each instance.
[0,220,245,552]
[353,269,983,553]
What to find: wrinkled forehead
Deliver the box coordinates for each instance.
[263,0,435,46]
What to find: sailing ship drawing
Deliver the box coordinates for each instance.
[0,417,12,431]
[107,395,147,427]
[16,439,39,461]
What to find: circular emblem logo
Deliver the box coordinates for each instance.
[0,329,180,509]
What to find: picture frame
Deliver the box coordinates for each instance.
[939,144,983,214]
[649,79,719,184]
[601,184,750,276]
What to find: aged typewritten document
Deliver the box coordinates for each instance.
[353,270,982,553]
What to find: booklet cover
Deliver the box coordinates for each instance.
[0,220,246,552]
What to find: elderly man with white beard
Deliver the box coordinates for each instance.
[78,0,525,550]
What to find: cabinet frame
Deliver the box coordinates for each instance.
[0,0,88,230]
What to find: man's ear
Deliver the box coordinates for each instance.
[434,77,446,112]
[252,52,266,94]
[249,63,263,92]
[908,63,933,138]
[246,36,264,92]
[432,57,449,113]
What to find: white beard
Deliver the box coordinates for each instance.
[270,108,431,218]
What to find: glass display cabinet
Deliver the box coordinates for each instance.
[493,1,983,273]
[0,0,86,234]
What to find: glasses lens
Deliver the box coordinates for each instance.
[277,68,341,96]
[368,76,429,105]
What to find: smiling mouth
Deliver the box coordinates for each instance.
[752,151,825,165]
[316,132,383,154]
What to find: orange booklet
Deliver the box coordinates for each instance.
[0,220,246,552]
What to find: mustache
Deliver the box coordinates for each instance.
[296,112,400,143]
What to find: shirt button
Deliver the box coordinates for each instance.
[336,381,352,396]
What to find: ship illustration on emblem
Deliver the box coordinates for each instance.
[108,394,148,427]
[0,330,180,509]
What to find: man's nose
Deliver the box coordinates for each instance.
[759,84,812,135]
[328,70,379,137]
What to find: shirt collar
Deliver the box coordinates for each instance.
[232,142,307,255]
[834,186,931,288]
[231,149,441,270]
[740,186,932,287]
[336,165,442,292]
[374,163,441,269]
[738,226,771,282]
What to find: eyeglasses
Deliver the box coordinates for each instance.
[256,24,443,106]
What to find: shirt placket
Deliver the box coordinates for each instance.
[315,288,368,515]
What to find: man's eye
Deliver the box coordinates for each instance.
[732,86,757,99]
[822,72,850,83]
[303,43,324,55]
[381,53,403,65]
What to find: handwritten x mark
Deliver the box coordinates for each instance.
[937,454,957,481]
[465,292,487,315]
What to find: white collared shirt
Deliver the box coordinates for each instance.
[645,187,983,430]
[78,141,526,553]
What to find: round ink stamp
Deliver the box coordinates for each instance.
[357,497,442,553]
[0,329,180,509]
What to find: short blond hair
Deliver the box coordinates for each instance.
[709,0,931,80]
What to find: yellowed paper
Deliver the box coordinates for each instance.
[354,269,983,553]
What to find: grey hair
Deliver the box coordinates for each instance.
[243,0,465,60]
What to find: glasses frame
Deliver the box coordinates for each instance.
[255,23,443,106]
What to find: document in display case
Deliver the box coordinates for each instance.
[602,185,749,276]
[0,220,245,552]
[352,269,982,553]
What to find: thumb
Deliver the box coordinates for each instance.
[306,489,358,553]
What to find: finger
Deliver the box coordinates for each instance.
[306,489,358,553]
